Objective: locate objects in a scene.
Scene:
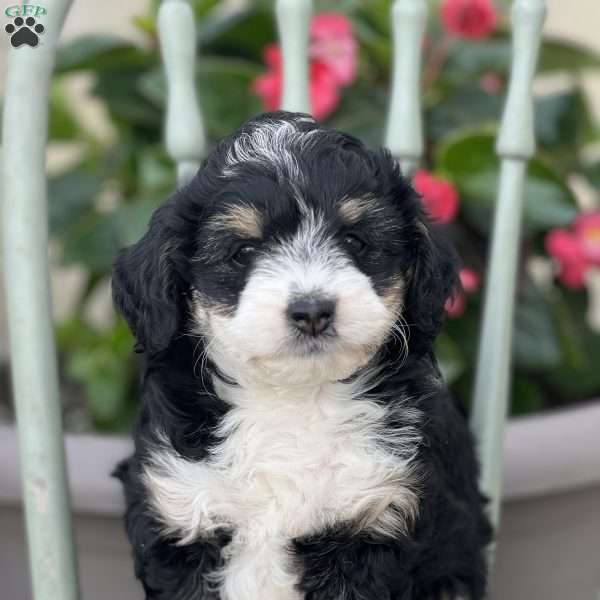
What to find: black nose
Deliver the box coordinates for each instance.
[287,297,335,336]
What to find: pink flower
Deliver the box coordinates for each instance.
[252,13,357,121]
[252,46,340,120]
[263,43,282,71]
[460,267,481,293]
[545,229,589,289]
[446,268,481,318]
[413,170,460,224]
[445,293,467,318]
[480,72,503,94]
[441,0,498,40]
[252,45,282,111]
[573,212,600,264]
[310,13,358,87]
[545,212,600,289]
[309,60,340,122]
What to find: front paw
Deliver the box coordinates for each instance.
[294,530,414,600]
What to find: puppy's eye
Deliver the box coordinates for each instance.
[232,244,258,266]
[342,234,366,255]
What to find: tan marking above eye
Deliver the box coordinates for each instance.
[337,195,380,224]
[208,204,263,239]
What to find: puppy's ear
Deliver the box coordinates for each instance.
[369,149,459,347]
[405,220,460,347]
[112,200,188,355]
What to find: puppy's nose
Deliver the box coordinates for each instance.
[287,297,335,336]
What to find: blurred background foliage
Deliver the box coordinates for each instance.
[43,0,600,432]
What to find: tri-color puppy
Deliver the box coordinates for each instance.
[112,111,491,600]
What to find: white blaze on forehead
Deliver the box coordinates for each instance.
[223,117,317,180]
[193,207,404,386]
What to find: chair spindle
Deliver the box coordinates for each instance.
[385,0,428,176]
[276,0,312,114]
[158,0,206,185]
[1,1,80,599]
[471,0,547,528]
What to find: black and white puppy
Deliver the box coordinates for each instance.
[112,111,491,600]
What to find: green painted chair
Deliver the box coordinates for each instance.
[0,0,547,597]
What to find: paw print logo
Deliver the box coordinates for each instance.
[5,16,45,48]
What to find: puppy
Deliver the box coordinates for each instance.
[112,111,491,600]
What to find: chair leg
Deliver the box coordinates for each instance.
[1,1,80,598]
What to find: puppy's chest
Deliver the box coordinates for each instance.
[145,385,420,548]
[216,405,380,537]
[202,386,419,542]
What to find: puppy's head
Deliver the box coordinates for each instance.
[113,112,458,386]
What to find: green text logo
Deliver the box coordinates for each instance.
[5,4,46,18]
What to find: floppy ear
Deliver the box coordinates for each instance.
[405,220,460,347]
[112,201,188,355]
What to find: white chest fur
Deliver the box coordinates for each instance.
[143,379,421,600]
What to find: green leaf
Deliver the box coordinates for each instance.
[138,58,263,141]
[355,0,391,37]
[197,58,263,140]
[94,67,163,129]
[136,146,176,192]
[443,38,512,81]
[325,84,388,146]
[59,318,137,429]
[436,332,466,384]
[56,35,149,73]
[200,8,276,61]
[60,212,120,271]
[132,15,156,37]
[535,90,595,159]
[436,128,499,174]
[511,376,545,416]
[48,168,102,234]
[191,0,221,19]
[441,36,600,82]
[427,86,503,141]
[461,171,578,231]
[513,282,561,370]
[49,81,80,141]
[436,130,578,233]
[539,38,600,73]
[583,161,600,189]
[116,194,165,247]
[544,289,600,400]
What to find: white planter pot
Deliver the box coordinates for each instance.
[1,404,599,600]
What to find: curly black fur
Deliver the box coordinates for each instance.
[112,112,491,600]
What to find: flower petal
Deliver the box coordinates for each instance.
[310,13,354,39]
[441,0,498,40]
[574,211,600,264]
[413,170,460,224]
[309,60,341,120]
[545,229,589,290]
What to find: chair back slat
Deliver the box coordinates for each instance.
[0,1,80,599]
[471,0,547,527]
[158,0,206,185]
[385,0,428,176]
[276,0,312,114]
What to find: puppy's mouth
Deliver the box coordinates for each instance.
[289,327,338,356]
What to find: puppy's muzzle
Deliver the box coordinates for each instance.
[287,297,335,337]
